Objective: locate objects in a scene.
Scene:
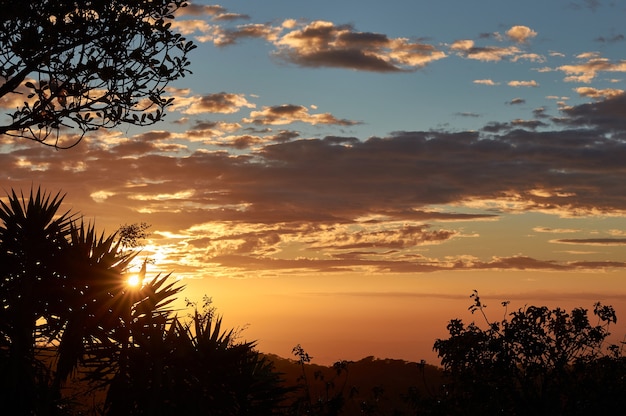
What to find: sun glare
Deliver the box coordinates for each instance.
[127,274,141,287]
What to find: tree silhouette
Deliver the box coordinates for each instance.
[288,345,351,416]
[0,188,74,413]
[0,188,183,414]
[0,188,289,415]
[433,291,626,415]
[0,0,195,147]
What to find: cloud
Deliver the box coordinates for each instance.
[508,98,526,105]
[175,4,226,17]
[272,20,446,72]
[595,34,625,43]
[212,23,282,46]
[474,79,500,86]
[174,4,249,22]
[455,112,481,118]
[201,252,626,274]
[557,238,626,245]
[212,12,250,22]
[450,39,474,51]
[557,55,626,83]
[557,92,626,132]
[508,80,539,87]
[0,77,40,109]
[6,92,626,276]
[311,224,458,250]
[506,25,538,43]
[510,119,548,129]
[450,39,521,62]
[171,92,256,115]
[243,104,360,126]
[184,17,448,71]
[575,87,624,99]
[171,19,213,36]
[533,227,580,233]
[451,27,539,63]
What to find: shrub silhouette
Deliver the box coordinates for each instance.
[433,290,626,415]
[98,306,288,415]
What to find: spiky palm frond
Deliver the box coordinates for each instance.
[100,309,287,416]
[53,220,184,391]
[51,221,137,389]
[0,187,74,413]
[0,187,73,315]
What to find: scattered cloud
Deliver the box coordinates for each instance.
[6,93,626,275]
[272,20,447,72]
[175,4,226,17]
[508,80,539,87]
[575,87,624,99]
[4,4,626,278]
[506,25,538,43]
[533,227,580,233]
[243,104,360,126]
[212,23,282,46]
[171,92,256,115]
[511,53,546,63]
[450,39,521,62]
[557,238,626,245]
[557,54,626,83]
[595,33,625,43]
[474,79,500,86]
[558,93,626,132]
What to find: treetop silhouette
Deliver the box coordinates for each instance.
[0,0,195,148]
[433,290,626,415]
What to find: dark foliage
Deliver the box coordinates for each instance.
[277,347,443,416]
[0,188,74,413]
[0,188,288,415]
[0,0,195,147]
[98,309,289,416]
[433,290,626,415]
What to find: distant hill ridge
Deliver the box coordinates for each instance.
[263,354,444,415]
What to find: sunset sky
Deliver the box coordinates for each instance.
[3,0,626,365]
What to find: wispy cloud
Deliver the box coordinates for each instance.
[243,104,361,126]
[557,238,626,245]
[557,53,626,83]
[474,79,500,86]
[170,92,256,115]
[508,80,539,87]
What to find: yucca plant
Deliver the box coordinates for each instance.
[48,221,136,391]
[52,221,184,412]
[0,187,184,414]
[100,307,288,416]
[0,188,73,413]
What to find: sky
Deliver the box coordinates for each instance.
[3,0,626,365]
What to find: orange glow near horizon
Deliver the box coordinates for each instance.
[175,269,626,366]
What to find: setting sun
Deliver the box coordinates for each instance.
[126,274,141,288]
